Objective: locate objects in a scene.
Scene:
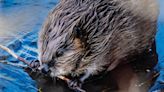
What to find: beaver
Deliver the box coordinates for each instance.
[38,0,159,90]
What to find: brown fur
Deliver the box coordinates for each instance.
[38,0,159,78]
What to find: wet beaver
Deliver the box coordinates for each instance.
[38,0,159,89]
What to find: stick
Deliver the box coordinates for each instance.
[58,76,86,92]
[0,45,18,58]
[0,60,27,68]
[0,45,32,67]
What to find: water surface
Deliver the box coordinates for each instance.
[0,1,58,92]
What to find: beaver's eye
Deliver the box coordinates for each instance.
[48,60,55,67]
[56,49,64,57]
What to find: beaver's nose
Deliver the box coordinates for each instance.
[41,60,55,74]
[41,64,50,74]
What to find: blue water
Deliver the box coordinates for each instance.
[0,0,163,92]
[149,0,164,91]
[0,0,58,92]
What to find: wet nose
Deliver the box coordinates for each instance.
[41,60,55,74]
[41,64,50,74]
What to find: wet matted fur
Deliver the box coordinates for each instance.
[38,0,159,79]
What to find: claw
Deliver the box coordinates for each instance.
[69,79,82,88]
[67,78,84,92]
[57,76,86,92]
[30,59,40,68]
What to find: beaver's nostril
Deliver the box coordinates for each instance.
[41,64,50,74]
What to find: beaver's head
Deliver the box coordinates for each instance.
[38,25,88,77]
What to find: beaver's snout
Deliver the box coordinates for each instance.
[29,60,51,74]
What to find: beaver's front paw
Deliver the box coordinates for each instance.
[67,78,83,90]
